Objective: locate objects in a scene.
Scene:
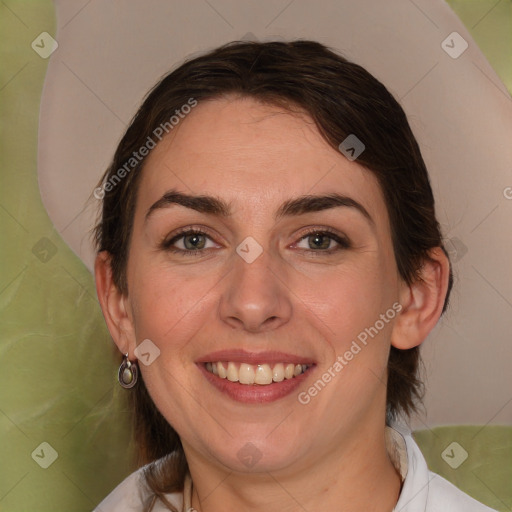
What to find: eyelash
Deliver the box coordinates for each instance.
[160,227,218,256]
[160,226,351,256]
[294,228,351,254]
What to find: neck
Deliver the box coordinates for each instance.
[185,420,402,512]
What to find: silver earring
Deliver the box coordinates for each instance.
[118,353,138,388]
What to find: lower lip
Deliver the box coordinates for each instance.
[198,364,313,404]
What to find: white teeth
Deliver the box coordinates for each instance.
[272,363,285,382]
[206,361,310,385]
[254,364,272,385]
[239,363,255,385]
[227,362,239,382]
[217,361,227,379]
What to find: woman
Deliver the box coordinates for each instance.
[93,40,496,511]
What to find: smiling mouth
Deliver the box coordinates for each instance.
[204,361,312,385]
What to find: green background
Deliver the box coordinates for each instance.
[0,1,511,510]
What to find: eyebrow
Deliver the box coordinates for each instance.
[145,189,374,226]
[145,190,231,222]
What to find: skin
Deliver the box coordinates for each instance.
[96,96,450,512]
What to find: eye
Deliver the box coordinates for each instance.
[162,229,219,254]
[294,229,350,252]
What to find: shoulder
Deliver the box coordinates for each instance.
[391,425,498,512]
[426,471,498,512]
[93,464,184,512]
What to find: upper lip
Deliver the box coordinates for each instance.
[196,349,315,365]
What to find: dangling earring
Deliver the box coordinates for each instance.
[118,353,138,388]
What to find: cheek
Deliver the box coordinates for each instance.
[128,258,223,352]
[291,256,398,404]
[294,258,394,337]
[295,265,396,414]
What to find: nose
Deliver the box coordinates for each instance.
[219,248,293,333]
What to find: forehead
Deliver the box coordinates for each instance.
[136,96,387,223]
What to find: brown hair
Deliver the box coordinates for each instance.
[93,39,453,510]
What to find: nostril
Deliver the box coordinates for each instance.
[263,316,279,326]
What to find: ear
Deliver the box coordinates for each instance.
[95,251,137,357]
[391,247,451,350]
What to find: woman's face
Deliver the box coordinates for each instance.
[123,96,407,473]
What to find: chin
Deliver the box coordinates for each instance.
[205,432,306,474]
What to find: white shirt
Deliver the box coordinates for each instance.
[94,425,497,512]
